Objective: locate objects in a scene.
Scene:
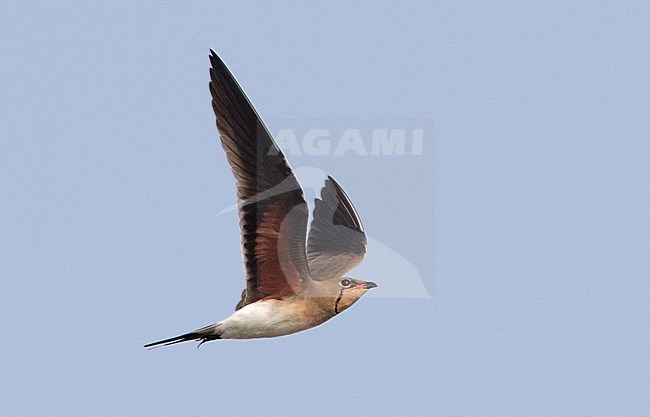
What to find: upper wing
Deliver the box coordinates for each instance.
[307,176,367,281]
[209,50,312,310]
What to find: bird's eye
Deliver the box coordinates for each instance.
[340,279,352,287]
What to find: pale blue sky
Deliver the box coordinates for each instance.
[2,2,649,416]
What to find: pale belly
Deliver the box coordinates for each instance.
[217,299,331,339]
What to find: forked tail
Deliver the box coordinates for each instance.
[144,324,222,349]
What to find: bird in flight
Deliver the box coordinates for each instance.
[144,51,376,348]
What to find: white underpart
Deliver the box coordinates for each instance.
[217,299,313,339]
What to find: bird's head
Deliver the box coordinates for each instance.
[326,277,377,314]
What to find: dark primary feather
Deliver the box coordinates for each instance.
[209,51,312,310]
[307,176,367,281]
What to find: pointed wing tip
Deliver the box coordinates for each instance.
[325,175,341,189]
[325,175,346,196]
[209,49,226,70]
[322,175,366,234]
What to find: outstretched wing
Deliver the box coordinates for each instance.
[209,50,312,310]
[307,176,367,281]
